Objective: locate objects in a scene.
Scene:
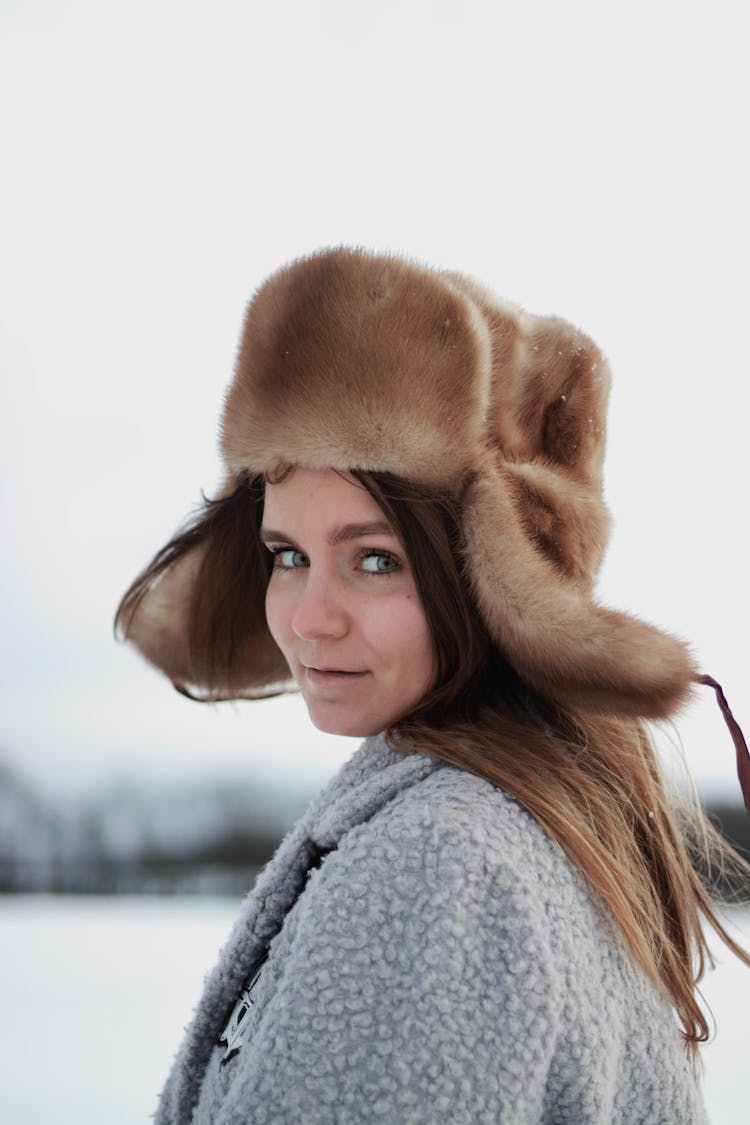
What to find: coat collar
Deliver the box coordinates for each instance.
[163,733,442,1123]
[306,732,442,848]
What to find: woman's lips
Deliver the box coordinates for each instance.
[304,667,369,686]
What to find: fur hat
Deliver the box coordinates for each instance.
[119,247,696,718]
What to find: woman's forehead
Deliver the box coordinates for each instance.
[261,467,395,537]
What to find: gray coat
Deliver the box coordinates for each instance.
[156,735,707,1124]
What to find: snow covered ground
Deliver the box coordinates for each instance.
[0,895,237,1123]
[1,895,748,1123]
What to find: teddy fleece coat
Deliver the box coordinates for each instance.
[156,737,707,1124]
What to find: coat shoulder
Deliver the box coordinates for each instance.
[345,755,576,899]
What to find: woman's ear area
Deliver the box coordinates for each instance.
[461,462,696,718]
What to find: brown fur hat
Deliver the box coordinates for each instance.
[119,247,695,717]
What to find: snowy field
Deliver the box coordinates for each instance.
[1,895,748,1123]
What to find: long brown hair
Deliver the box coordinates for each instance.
[116,468,750,1058]
[354,469,750,1062]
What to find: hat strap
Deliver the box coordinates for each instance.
[698,674,750,815]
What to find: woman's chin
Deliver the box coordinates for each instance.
[304,703,382,739]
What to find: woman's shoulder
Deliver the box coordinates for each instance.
[307,747,601,966]
[327,754,700,1111]
[355,751,568,883]
[308,737,621,962]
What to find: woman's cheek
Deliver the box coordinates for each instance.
[265,583,291,649]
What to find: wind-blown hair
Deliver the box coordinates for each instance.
[115,468,750,1060]
[358,471,750,1062]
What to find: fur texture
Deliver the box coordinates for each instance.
[122,247,696,716]
[123,542,290,697]
[155,736,707,1123]
[222,251,492,486]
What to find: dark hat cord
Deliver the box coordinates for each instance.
[698,674,750,815]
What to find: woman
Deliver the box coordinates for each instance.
[117,247,749,1123]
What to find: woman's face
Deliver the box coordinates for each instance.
[262,467,435,737]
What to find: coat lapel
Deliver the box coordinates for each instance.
[164,734,441,1123]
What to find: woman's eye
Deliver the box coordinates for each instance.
[272,548,308,569]
[360,551,399,575]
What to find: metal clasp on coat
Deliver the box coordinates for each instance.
[218,956,267,1064]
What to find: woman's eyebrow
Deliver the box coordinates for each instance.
[259,521,394,546]
[259,527,296,545]
[328,520,393,545]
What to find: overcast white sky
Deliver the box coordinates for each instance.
[1,0,747,801]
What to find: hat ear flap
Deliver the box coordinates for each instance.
[121,541,210,694]
[447,277,610,483]
[118,481,291,700]
[491,311,611,483]
[461,461,696,718]
[503,462,611,586]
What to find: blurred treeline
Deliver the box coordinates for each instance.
[1,757,748,897]
[0,758,314,895]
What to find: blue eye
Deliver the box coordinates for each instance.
[272,548,308,570]
[360,551,399,575]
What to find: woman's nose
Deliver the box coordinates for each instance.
[291,572,349,640]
